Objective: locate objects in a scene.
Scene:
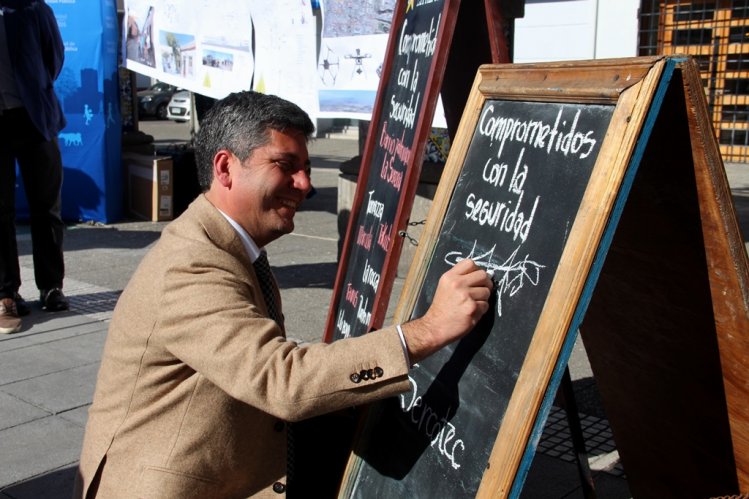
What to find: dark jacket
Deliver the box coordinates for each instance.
[2,0,66,140]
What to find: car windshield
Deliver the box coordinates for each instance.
[151,82,172,92]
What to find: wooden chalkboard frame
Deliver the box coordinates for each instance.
[323,0,460,343]
[407,58,666,497]
[576,57,749,496]
[340,55,749,497]
[323,0,514,343]
[681,58,749,492]
[339,57,669,497]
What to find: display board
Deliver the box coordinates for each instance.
[15,0,122,224]
[347,98,614,499]
[324,0,457,342]
[306,2,515,494]
[339,57,749,497]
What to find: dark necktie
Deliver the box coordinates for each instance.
[254,251,295,492]
[253,251,282,326]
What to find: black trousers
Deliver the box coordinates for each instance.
[0,107,65,300]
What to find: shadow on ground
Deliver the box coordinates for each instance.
[732,190,749,243]
[15,224,164,256]
[274,262,339,289]
[1,465,76,499]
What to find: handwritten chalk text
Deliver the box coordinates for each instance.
[366,190,384,221]
[356,295,371,326]
[400,375,465,470]
[362,258,381,293]
[345,282,359,307]
[478,106,597,160]
[336,310,351,338]
[398,15,440,64]
[356,224,373,250]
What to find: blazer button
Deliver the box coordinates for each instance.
[273,482,286,493]
[374,367,384,378]
[367,368,374,379]
[350,372,361,384]
[274,420,285,432]
[360,369,370,381]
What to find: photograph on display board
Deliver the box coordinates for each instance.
[159,31,195,78]
[317,0,394,117]
[125,4,155,68]
[122,0,253,99]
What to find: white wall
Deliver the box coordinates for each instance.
[594,0,640,59]
[514,0,640,63]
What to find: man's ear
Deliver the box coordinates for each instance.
[213,150,234,188]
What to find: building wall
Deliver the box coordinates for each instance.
[645,0,749,163]
[513,0,640,63]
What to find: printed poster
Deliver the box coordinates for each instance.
[250,0,319,121]
[316,0,394,119]
[121,0,445,127]
[123,0,254,99]
[16,0,122,223]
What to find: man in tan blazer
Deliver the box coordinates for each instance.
[74,91,492,498]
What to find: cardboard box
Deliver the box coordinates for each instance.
[124,153,174,221]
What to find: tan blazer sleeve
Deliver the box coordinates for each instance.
[153,239,410,422]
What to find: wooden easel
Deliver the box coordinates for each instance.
[297,2,522,495]
[578,56,749,496]
[336,56,749,498]
[323,0,520,343]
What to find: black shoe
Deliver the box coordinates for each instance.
[40,288,69,312]
[14,293,30,316]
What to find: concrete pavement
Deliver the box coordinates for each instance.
[0,129,746,498]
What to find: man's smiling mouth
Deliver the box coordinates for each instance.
[279,198,300,210]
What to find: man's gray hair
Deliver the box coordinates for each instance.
[194,91,315,191]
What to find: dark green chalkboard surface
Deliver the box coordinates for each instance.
[338,57,671,498]
[341,56,749,498]
[348,100,613,498]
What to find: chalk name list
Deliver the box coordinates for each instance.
[333,3,445,341]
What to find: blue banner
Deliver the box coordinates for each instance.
[16,0,122,223]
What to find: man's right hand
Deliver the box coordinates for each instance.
[401,259,493,364]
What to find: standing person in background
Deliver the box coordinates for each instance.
[0,0,69,335]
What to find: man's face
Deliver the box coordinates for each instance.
[230,129,312,247]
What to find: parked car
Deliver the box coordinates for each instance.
[137,81,176,120]
[167,90,191,122]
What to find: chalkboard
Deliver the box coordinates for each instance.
[578,58,749,495]
[339,58,669,497]
[325,0,454,342]
[345,99,613,498]
[324,1,519,343]
[313,3,515,492]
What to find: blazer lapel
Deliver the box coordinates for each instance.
[190,195,285,333]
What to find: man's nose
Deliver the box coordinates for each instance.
[292,169,312,196]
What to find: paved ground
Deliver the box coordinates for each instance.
[0,123,746,497]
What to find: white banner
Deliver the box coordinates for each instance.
[250,0,319,120]
[123,0,254,100]
[122,0,444,127]
[316,0,392,120]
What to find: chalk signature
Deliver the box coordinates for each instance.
[444,241,545,317]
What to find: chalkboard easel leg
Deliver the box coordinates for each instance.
[560,366,597,498]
